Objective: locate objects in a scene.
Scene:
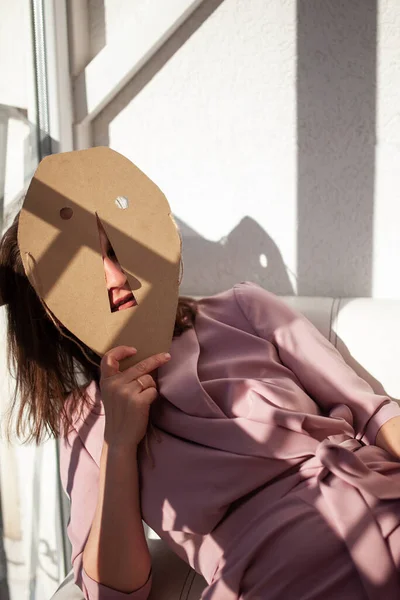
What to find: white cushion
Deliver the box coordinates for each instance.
[333,299,400,402]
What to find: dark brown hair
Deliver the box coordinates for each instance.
[0,215,197,444]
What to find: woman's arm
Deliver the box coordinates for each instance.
[82,441,150,592]
[60,347,171,599]
[60,425,152,600]
[82,347,170,593]
[235,282,400,454]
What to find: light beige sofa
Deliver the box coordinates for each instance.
[51,295,400,599]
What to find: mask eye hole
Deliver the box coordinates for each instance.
[60,207,73,220]
[115,196,129,209]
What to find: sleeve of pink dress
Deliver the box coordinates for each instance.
[235,281,400,444]
[59,423,152,600]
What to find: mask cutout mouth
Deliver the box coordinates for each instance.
[96,213,138,313]
[113,293,136,312]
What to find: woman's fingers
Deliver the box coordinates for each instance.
[101,346,137,379]
[100,347,170,381]
[122,352,171,383]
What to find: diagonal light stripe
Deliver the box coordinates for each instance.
[74,0,206,125]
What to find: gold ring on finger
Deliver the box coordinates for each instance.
[137,378,145,392]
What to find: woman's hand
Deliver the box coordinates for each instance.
[100,345,171,447]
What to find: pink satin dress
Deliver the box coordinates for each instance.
[60,282,400,600]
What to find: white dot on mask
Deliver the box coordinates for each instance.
[115,196,129,209]
[259,254,268,268]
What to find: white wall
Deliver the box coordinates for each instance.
[84,0,400,298]
[92,0,297,296]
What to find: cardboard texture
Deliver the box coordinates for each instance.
[17,147,181,368]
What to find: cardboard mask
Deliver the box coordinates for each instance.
[17,147,181,368]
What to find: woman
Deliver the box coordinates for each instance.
[1,214,400,600]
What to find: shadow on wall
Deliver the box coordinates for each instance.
[92,0,226,147]
[176,215,294,297]
[78,0,379,299]
[87,0,106,62]
[296,0,377,297]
